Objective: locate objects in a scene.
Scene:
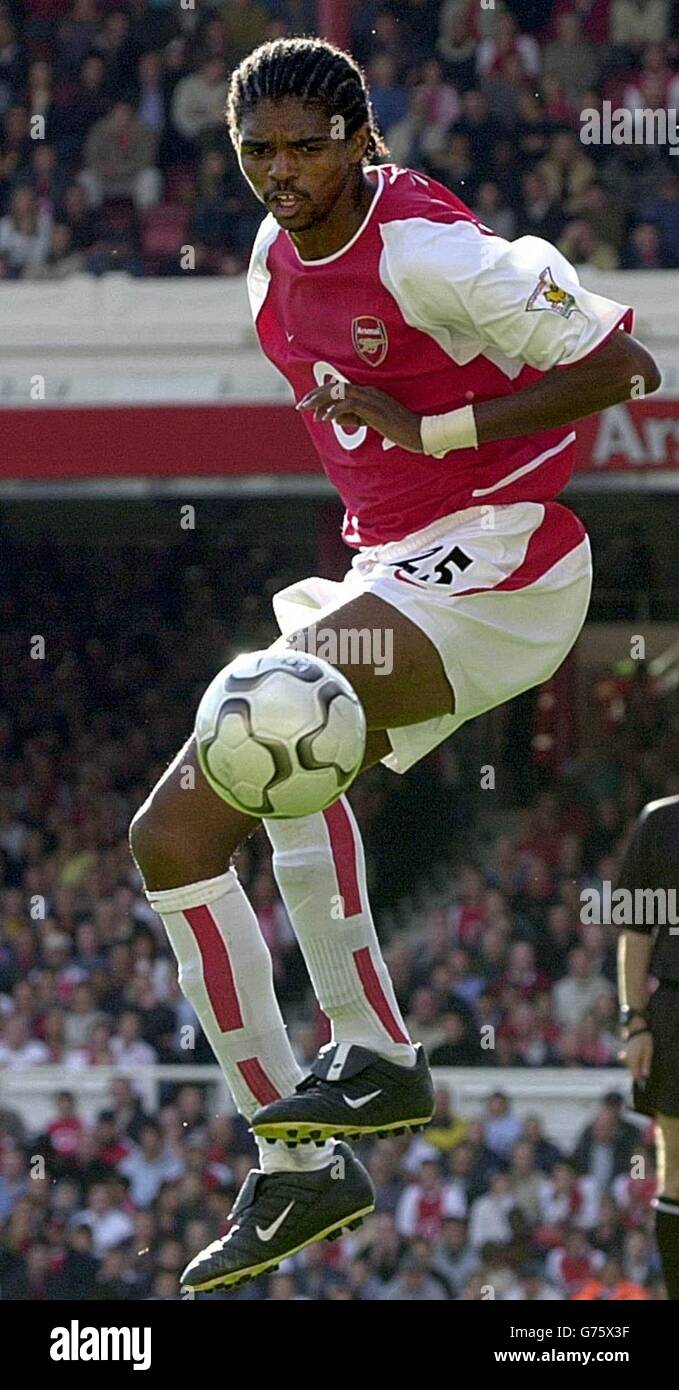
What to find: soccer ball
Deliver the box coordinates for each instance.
[194,650,367,818]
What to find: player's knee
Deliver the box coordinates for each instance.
[128,791,180,881]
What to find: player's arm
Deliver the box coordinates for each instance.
[618,930,655,1081]
[298,229,661,453]
[300,330,659,452]
[616,807,659,1083]
[465,330,660,445]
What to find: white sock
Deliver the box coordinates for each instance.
[265,796,416,1066]
[146,867,334,1173]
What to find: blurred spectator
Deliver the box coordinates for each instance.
[57,0,102,78]
[45,1091,85,1164]
[553,947,615,1027]
[170,56,228,152]
[0,13,26,101]
[383,1251,448,1300]
[58,52,113,162]
[0,1148,28,1219]
[133,49,169,140]
[621,221,673,270]
[118,1121,185,1206]
[639,176,679,270]
[82,99,161,209]
[21,144,68,220]
[59,180,100,251]
[110,1009,158,1067]
[0,186,51,276]
[435,8,477,91]
[546,1227,605,1296]
[422,1087,469,1155]
[367,53,409,137]
[517,170,565,242]
[453,89,504,171]
[472,181,516,239]
[558,217,619,269]
[611,1,669,47]
[94,7,137,91]
[542,11,599,105]
[423,130,477,200]
[429,1009,480,1066]
[223,0,273,63]
[468,1172,515,1248]
[483,1092,523,1160]
[387,83,449,169]
[538,131,597,212]
[74,1180,135,1257]
[396,1157,466,1238]
[573,1254,650,1299]
[476,12,541,82]
[0,1013,49,1065]
[431,1216,480,1294]
[572,1101,638,1189]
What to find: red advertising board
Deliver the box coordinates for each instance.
[1,399,678,481]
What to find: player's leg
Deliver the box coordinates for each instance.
[130,597,451,1288]
[131,593,446,1134]
[129,590,452,891]
[129,736,306,1131]
[130,742,376,1291]
[655,1113,679,1299]
[254,591,452,1142]
[132,592,450,1284]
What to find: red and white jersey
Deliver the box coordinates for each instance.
[247,163,633,547]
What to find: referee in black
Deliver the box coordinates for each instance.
[617,794,679,1300]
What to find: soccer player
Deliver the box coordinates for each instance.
[128,38,661,1292]
[617,796,679,1301]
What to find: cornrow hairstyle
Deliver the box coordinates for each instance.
[226,37,389,165]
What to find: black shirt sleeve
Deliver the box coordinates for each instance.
[616,797,679,939]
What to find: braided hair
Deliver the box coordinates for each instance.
[226,37,389,165]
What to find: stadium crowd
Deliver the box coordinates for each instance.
[0,534,676,1297]
[0,0,679,276]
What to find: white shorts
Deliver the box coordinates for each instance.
[270,500,593,775]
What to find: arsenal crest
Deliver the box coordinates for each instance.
[352,315,389,367]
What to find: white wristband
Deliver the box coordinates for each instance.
[420,404,478,457]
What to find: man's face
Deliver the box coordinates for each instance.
[238,96,367,235]
[112,103,132,133]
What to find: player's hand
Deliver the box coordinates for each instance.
[620,1029,653,1081]
[296,383,424,453]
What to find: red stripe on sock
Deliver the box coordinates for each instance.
[237,1057,281,1105]
[353,946,409,1044]
[183,904,244,1032]
[323,800,362,917]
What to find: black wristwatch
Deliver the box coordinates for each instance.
[618,1006,649,1035]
